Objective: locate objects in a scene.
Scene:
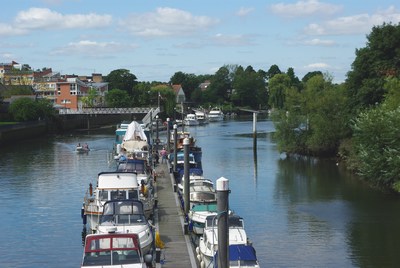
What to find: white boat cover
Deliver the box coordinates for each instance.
[124,121,147,142]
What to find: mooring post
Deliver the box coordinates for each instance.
[166,118,171,153]
[173,124,178,173]
[253,112,257,148]
[156,115,159,151]
[217,177,229,268]
[183,137,190,234]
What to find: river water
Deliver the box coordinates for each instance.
[1,119,400,267]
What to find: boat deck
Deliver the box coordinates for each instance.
[154,162,197,268]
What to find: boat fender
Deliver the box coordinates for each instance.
[89,183,93,196]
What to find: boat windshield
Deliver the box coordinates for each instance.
[100,201,146,225]
[83,236,141,266]
[117,161,146,174]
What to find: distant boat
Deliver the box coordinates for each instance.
[208,107,224,122]
[184,113,200,126]
[76,144,90,153]
[194,109,209,125]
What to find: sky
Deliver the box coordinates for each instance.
[1,0,400,83]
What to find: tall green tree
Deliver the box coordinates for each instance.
[268,73,291,109]
[206,66,231,104]
[105,89,132,107]
[266,64,282,80]
[105,69,137,96]
[232,65,267,109]
[346,23,400,112]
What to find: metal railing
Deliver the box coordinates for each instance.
[58,107,152,115]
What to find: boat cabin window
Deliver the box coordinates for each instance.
[128,190,139,199]
[99,190,108,201]
[111,190,126,200]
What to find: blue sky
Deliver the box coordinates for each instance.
[1,0,400,83]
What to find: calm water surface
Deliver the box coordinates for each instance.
[1,119,400,267]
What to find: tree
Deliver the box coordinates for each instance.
[105,69,137,95]
[9,97,55,121]
[105,89,132,107]
[206,66,232,103]
[232,65,267,109]
[268,73,291,109]
[346,23,400,112]
[272,75,349,155]
[302,71,323,83]
[81,88,98,108]
[353,104,400,190]
[169,72,200,102]
[266,64,281,80]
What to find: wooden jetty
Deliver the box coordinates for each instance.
[154,161,198,268]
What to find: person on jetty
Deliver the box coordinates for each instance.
[160,148,167,163]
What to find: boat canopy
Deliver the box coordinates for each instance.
[124,121,147,142]
[214,245,258,268]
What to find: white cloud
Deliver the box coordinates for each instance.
[305,62,330,69]
[270,0,342,18]
[120,7,219,37]
[212,33,253,46]
[0,23,27,36]
[236,7,255,17]
[304,5,400,35]
[14,8,112,30]
[302,38,336,46]
[51,40,138,56]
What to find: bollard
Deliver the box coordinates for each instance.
[217,177,230,268]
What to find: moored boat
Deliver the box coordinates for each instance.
[179,175,216,208]
[214,244,260,268]
[194,109,208,125]
[197,214,249,268]
[208,107,224,122]
[189,203,218,235]
[184,113,200,126]
[81,232,154,267]
[83,172,141,232]
[96,199,154,254]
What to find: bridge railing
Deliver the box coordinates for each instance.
[58,107,152,115]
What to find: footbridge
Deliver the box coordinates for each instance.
[57,107,160,130]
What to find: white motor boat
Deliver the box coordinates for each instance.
[179,175,216,208]
[184,113,200,126]
[83,172,141,232]
[208,107,224,122]
[189,203,218,235]
[96,199,154,254]
[197,214,249,268]
[195,109,209,125]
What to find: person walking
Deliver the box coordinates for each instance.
[160,148,167,163]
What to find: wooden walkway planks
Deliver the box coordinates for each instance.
[154,162,197,268]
